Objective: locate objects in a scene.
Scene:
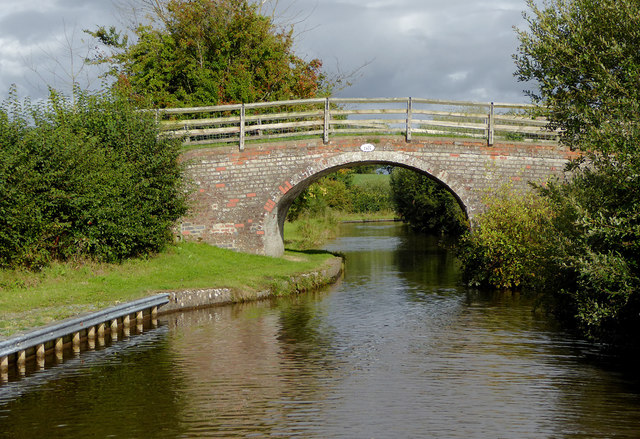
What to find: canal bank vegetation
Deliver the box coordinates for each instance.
[0,88,188,270]
[458,0,640,350]
[284,166,398,249]
[457,187,556,291]
[0,87,340,336]
[390,168,468,237]
[0,86,340,336]
[0,242,339,338]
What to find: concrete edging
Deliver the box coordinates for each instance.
[160,256,343,313]
[0,256,343,380]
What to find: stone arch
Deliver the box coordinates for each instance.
[261,150,472,257]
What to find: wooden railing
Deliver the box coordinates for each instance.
[156,97,558,150]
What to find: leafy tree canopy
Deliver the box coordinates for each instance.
[512,0,640,346]
[88,0,328,107]
[390,168,467,237]
[514,0,640,158]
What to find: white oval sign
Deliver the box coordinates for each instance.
[360,143,376,152]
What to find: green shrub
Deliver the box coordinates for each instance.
[0,89,187,269]
[350,178,393,213]
[458,170,640,347]
[457,188,555,289]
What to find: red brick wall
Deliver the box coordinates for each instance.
[179,136,576,256]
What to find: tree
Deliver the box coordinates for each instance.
[390,168,467,237]
[538,170,640,344]
[512,0,640,346]
[514,0,640,156]
[88,0,328,107]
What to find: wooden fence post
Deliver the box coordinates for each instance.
[323,98,330,144]
[37,344,45,367]
[18,351,25,376]
[73,332,81,354]
[88,326,96,350]
[55,337,63,361]
[406,97,413,143]
[1,356,7,382]
[239,103,245,151]
[183,121,191,146]
[111,319,118,342]
[488,102,495,146]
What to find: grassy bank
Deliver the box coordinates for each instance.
[352,173,391,187]
[283,209,399,250]
[0,242,338,338]
[284,170,396,249]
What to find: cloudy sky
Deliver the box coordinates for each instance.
[0,0,532,103]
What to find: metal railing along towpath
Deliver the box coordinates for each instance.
[0,294,169,381]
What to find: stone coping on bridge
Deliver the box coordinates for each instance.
[180,134,570,155]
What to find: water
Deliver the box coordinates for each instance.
[1,222,640,438]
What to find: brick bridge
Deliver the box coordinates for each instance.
[159,98,573,256]
[178,135,573,256]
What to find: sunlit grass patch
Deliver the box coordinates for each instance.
[0,242,337,338]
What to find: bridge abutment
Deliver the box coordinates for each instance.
[179,136,574,257]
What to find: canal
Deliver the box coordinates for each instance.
[1,222,639,437]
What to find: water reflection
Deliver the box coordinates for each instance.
[0,328,187,438]
[1,222,640,437]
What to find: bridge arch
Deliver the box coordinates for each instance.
[180,136,572,257]
[262,150,471,256]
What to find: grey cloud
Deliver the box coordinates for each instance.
[0,0,115,41]
[290,0,530,102]
[0,0,118,97]
[1,0,532,103]
[0,11,61,43]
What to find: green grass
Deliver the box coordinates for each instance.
[284,211,341,250]
[352,173,391,187]
[0,242,337,338]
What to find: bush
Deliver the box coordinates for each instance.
[457,187,555,289]
[350,178,393,213]
[457,170,640,347]
[0,89,188,269]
